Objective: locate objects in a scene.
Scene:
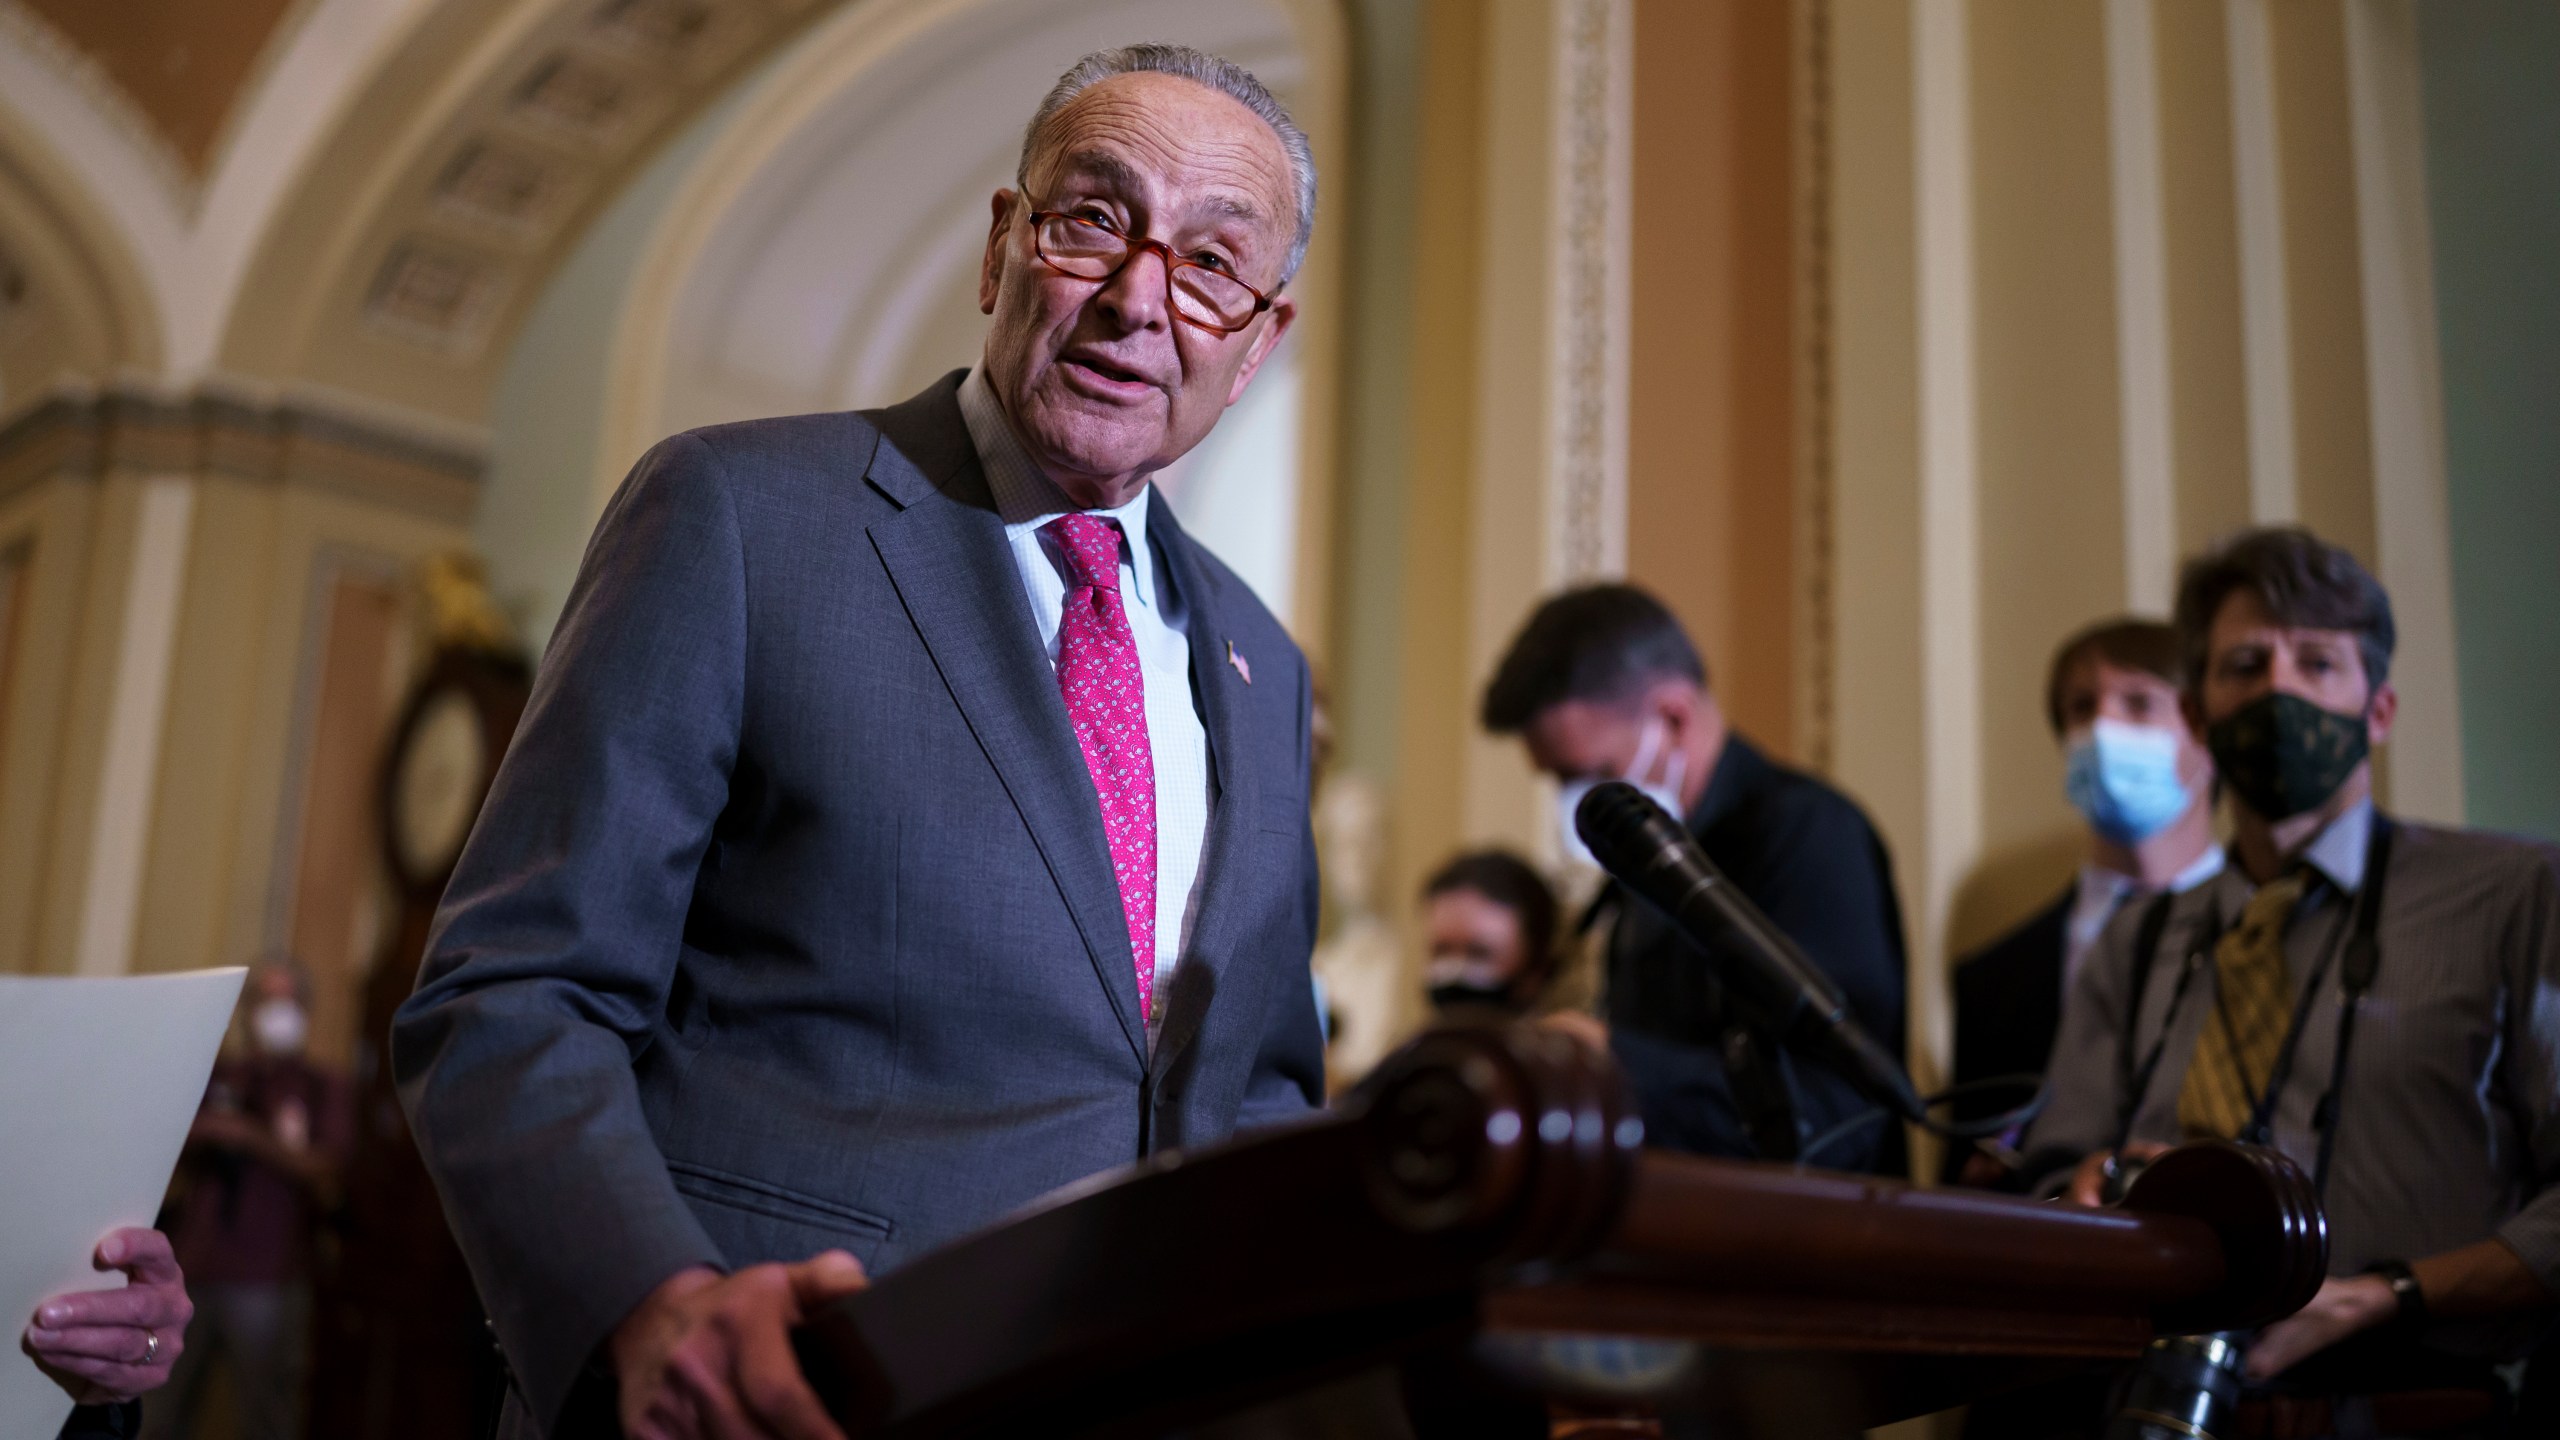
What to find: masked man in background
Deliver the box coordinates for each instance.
[2029,527,2560,1433]
[1481,585,1908,1173]
[1946,619,2222,1191]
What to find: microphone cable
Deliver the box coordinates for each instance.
[1794,1071,2049,1173]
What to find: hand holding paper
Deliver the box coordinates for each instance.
[22,1228,191,1404]
[0,967,244,1436]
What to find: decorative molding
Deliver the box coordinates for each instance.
[1914,0,1980,1068]
[2107,0,2176,615]
[260,541,411,962]
[74,471,193,976]
[1795,0,1837,775]
[431,138,593,242]
[0,379,485,524]
[364,237,516,356]
[354,0,793,363]
[1544,0,1631,587]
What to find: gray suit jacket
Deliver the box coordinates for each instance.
[391,373,1326,1436]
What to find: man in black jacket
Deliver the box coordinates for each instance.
[1945,619,2221,1188]
[1482,585,1908,1173]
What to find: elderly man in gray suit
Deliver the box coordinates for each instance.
[393,44,1325,1440]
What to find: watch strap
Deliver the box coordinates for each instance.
[2363,1258,2426,1325]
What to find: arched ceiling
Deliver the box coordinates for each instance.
[0,0,446,379]
[0,0,1341,458]
[220,0,853,425]
[16,0,302,174]
[0,0,870,415]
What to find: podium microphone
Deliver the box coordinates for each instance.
[1575,781,1924,1123]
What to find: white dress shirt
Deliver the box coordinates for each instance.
[958,365,1211,1037]
[2062,844,2226,996]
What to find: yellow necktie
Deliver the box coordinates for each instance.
[2177,872,2308,1140]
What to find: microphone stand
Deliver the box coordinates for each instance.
[1719,1015,1803,1163]
[1611,884,1808,1164]
[1578,782,1925,1168]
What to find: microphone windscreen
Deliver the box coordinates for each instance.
[1574,780,1686,874]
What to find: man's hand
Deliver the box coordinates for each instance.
[2063,1142,2171,1206]
[2243,1273,2397,1380]
[1536,1011,1611,1054]
[22,1228,192,1404]
[611,1251,869,1440]
[1955,1149,2012,1189]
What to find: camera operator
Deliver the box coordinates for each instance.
[2026,527,2560,1437]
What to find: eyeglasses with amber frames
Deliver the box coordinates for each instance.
[1027,209,1277,335]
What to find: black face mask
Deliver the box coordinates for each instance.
[1428,980,1527,1016]
[2206,690,2371,821]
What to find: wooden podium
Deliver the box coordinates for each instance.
[794,1024,2327,1438]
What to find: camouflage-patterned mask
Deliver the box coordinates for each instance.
[2205,690,2371,821]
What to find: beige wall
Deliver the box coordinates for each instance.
[1378,0,1490,939]
[0,390,474,1044]
[1821,0,2466,1106]
[1626,0,1799,759]
[1957,0,2128,954]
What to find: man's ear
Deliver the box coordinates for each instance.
[980,190,1015,315]
[2366,682,2398,746]
[2175,723,2217,790]
[1649,678,1703,742]
[1224,294,1298,406]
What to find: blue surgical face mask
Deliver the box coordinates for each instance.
[2064,718,2193,844]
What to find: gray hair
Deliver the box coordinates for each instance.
[1017,43,1317,284]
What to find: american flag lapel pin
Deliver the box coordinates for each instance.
[1226,641,1251,684]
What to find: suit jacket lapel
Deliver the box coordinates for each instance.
[1146,494,1265,1076]
[862,377,1147,1061]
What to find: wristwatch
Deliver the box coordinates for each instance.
[2363,1258,2427,1325]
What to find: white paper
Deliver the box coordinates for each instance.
[1,968,245,1439]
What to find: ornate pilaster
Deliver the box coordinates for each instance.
[1545,0,1632,588]
[1796,0,1838,772]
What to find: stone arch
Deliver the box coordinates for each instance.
[0,98,166,396]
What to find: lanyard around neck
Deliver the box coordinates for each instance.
[2111,814,2394,1195]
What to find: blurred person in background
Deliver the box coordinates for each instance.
[1420,849,1562,1019]
[143,960,351,1440]
[1945,619,2221,1193]
[1481,584,1908,1173]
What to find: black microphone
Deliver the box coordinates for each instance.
[1575,781,1923,1122]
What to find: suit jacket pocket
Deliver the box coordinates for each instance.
[666,1159,894,1268]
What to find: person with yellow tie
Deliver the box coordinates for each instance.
[2026,527,2560,1437]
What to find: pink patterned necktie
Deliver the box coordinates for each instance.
[1045,514,1159,1022]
